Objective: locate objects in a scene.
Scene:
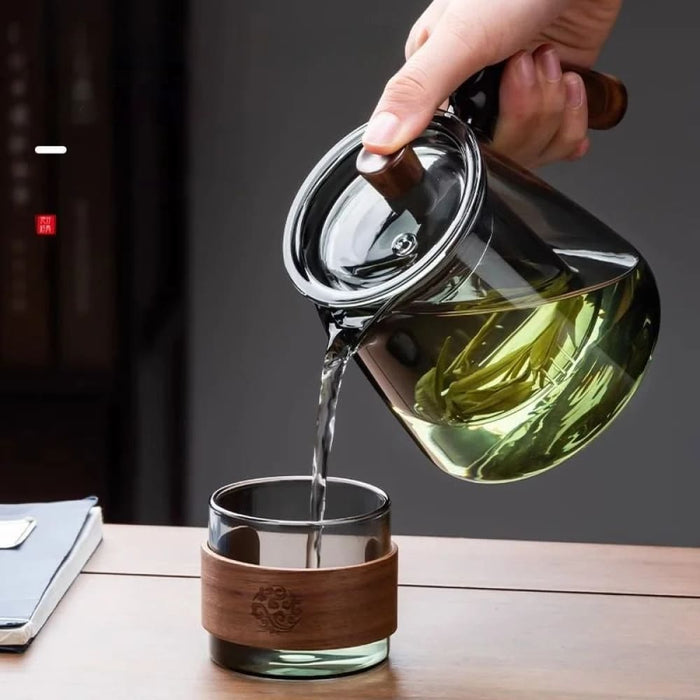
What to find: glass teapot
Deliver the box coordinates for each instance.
[283,64,660,483]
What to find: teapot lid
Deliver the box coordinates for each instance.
[283,112,484,309]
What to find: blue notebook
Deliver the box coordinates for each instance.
[0,497,102,651]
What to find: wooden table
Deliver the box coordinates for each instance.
[4,525,700,699]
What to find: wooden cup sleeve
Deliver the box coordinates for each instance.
[201,542,398,651]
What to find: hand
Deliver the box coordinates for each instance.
[363,0,623,168]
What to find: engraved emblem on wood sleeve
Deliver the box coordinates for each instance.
[251,585,303,633]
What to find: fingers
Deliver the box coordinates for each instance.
[363,18,491,154]
[493,46,590,168]
[405,0,448,59]
[364,0,566,154]
[547,73,589,162]
[405,24,431,60]
[492,47,563,164]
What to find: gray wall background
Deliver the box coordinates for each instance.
[187,1,699,545]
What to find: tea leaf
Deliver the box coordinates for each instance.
[507,348,531,380]
[414,292,581,424]
[414,368,443,421]
[446,313,498,375]
[530,319,561,370]
[434,336,453,400]
[457,379,535,417]
[446,345,529,396]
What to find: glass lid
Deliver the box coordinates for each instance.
[283,112,484,309]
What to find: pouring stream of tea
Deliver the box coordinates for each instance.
[306,295,402,568]
[306,145,428,568]
[306,326,353,568]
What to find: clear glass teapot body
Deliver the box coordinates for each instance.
[284,113,660,483]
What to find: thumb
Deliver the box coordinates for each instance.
[362,24,488,154]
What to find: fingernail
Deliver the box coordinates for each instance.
[564,73,584,109]
[364,111,401,147]
[541,48,562,83]
[516,52,536,87]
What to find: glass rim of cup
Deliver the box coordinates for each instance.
[209,475,390,528]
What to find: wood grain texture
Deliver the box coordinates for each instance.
[85,525,700,597]
[4,573,700,700]
[201,543,398,649]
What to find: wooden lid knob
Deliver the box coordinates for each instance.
[356,145,425,200]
